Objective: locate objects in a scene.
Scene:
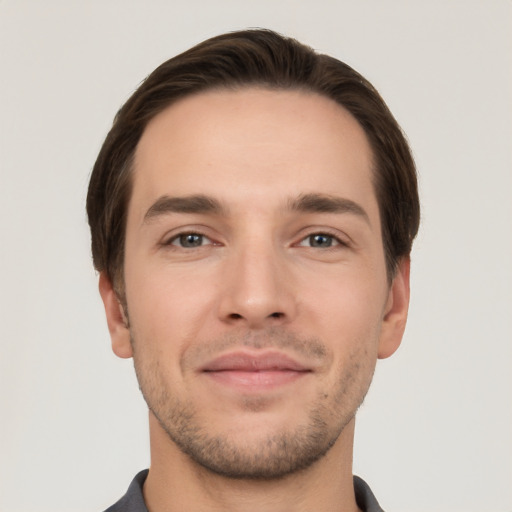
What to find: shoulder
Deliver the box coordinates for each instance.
[354,475,386,512]
[103,470,149,512]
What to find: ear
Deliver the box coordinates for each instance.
[378,258,411,359]
[98,272,133,359]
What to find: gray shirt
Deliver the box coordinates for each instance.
[104,470,385,511]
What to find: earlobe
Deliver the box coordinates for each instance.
[378,258,411,359]
[98,272,133,359]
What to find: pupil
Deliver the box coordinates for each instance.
[311,234,332,247]
[182,234,202,247]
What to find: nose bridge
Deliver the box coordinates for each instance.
[219,231,294,326]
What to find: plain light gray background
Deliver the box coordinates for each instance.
[1,1,511,511]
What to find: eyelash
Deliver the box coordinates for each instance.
[296,232,347,249]
[163,232,214,248]
[162,230,348,250]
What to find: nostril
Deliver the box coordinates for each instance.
[225,311,285,322]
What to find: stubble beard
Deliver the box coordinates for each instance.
[131,330,375,481]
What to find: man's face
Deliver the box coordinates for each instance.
[101,88,409,479]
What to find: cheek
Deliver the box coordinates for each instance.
[299,266,387,330]
[124,260,219,349]
[296,265,388,383]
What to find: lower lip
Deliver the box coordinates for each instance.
[203,370,309,390]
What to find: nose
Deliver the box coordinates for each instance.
[218,241,297,328]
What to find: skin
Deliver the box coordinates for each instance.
[100,88,410,512]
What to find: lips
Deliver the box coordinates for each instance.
[202,351,310,372]
[200,351,311,390]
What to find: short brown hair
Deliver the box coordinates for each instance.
[87,29,419,291]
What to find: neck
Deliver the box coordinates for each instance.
[143,413,361,512]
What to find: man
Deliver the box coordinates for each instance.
[87,29,419,512]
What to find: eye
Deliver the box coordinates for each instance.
[298,233,342,248]
[169,233,211,248]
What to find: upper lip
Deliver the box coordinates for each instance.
[200,351,311,373]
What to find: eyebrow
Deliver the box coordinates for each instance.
[143,194,226,222]
[143,192,370,224]
[288,193,370,224]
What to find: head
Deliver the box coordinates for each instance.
[87,29,419,298]
[87,29,419,480]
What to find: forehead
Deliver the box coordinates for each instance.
[131,87,377,218]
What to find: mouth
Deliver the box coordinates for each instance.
[200,351,312,390]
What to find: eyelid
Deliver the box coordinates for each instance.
[297,235,340,248]
[159,226,220,248]
[157,225,351,249]
[293,228,351,248]
[170,233,212,247]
